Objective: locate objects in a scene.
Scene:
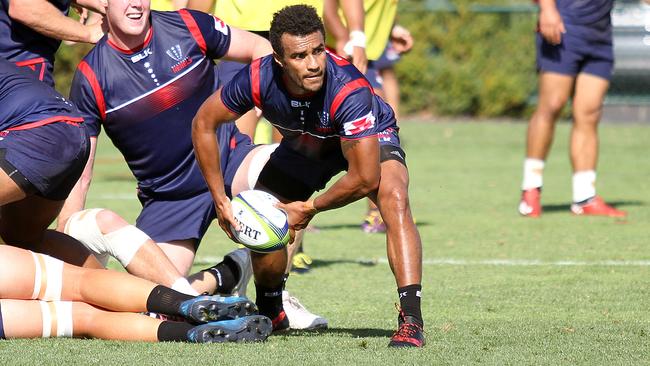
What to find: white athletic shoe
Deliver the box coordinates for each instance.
[282,290,328,330]
[225,248,253,297]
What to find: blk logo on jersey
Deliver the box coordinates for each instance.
[131,48,152,63]
[343,112,375,136]
[290,100,310,108]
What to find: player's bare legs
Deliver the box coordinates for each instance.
[0,169,26,205]
[519,72,574,217]
[0,194,103,268]
[570,73,608,172]
[371,160,422,287]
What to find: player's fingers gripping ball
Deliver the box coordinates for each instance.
[230,190,290,252]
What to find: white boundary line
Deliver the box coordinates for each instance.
[194,256,650,267]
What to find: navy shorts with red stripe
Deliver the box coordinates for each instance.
[0,122,90,201]
[258,127,405,202]
[135,139,256,247]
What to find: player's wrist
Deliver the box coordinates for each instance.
[304,200,319,215]
[343,30,366,55]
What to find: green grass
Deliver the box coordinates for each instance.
[1,121,649,365]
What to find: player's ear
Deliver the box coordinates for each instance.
[273,53,284,67]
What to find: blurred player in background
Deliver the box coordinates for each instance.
[193,5,424,347]
[0,245,270,343]
[150,0,186,11]
[57,1,271,297]
[324,0,412,233]
[519,0,626,218]
[0,0,106,86]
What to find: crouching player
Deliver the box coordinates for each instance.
[0,245,271,342]
[193,5,424,347]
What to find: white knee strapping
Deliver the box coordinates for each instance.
[65,209,149,267]
[64,208,111,267]
[39,301,73,338]
[247,144,279,189]
[30,252,63,301]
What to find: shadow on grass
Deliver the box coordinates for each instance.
[310,221,432,231]
[275,328,394,338]
[297,258,380,271]
[541,200,644,213]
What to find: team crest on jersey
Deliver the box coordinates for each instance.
[343,112,375,136]
[167,45,192,73]
[213,16,228,36]
[316,112,333,133]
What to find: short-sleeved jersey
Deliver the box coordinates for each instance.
[70,10,233,199]
[0,0,71,86]
[221,52,397,187]
[556,0,612,28]
[0,58,82,131]
[214,0,322,32]
[325,0,398,61]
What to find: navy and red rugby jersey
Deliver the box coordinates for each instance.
[221,51,398,176]
[0,57,82,132]
[555,0,612,27]
[0,0,71,86]
[70,9,238,199]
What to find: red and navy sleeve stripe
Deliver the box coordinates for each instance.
[77,60,106,121]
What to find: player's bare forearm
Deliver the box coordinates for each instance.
[312,137,380,212]
[9,0,103,43]
[538,0,564,44]
[225,27,272,63]
[56,137,98,231]
[323,0,348,42]
[186,0,215,13]
[192,92,231,203]
[338,0,364,32]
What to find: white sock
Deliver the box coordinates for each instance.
[171,278,199,296]
[522,158,545,190]
[572,170,596,203]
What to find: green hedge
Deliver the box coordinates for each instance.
[396,0,538,117]
[53,1,539,117]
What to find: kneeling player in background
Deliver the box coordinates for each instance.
[0,245,271,343]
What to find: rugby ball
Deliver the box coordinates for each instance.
[230,190,290,253]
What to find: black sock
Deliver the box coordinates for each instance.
[255,281,284,318]
[202,257,239,294]
[146,285,194,317]
[398,284,423,327]
[157,321,194,342]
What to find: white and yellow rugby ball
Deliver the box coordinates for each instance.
[230,190,290,253]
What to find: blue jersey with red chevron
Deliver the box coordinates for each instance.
[221,51,397,176]
[0,57,82,132]
[70,9,238,199]
[0,0,71,86]
[556,0,612,27]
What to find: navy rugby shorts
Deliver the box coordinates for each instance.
[0,122,89,201]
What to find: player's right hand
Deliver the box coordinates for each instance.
[539,7,565,45]
[215,198,239,242]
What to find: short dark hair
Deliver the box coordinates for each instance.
[269,5,325,56]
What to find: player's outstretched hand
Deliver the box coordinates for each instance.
[390,25,413,54]
[276,201,317,232]
[214,198,239,242]
[539,6,565,45]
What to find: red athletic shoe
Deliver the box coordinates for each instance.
[388,311,425,348]
[570,196,627,217]
[518,188,541,217]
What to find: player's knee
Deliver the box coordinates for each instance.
[65,208,150,267]
[382,187,410,214]
[539,96,568,117]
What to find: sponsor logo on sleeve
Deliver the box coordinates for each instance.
[213,16,229,36]
[343,112,375,136]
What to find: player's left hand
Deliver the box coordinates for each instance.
[276,200,318,231]
[390,25,413,54]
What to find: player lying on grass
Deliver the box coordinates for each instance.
[0,245,271,343]
[192,5,424,347]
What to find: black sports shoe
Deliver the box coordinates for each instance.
[388,312,425,348]
[270,310,290,332]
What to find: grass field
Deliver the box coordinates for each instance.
[1,120,648,365]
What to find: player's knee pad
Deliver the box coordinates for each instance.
[64,208,149,267]
[39,301,73,338]
[30,252,63,301]
[248,143,279,189]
